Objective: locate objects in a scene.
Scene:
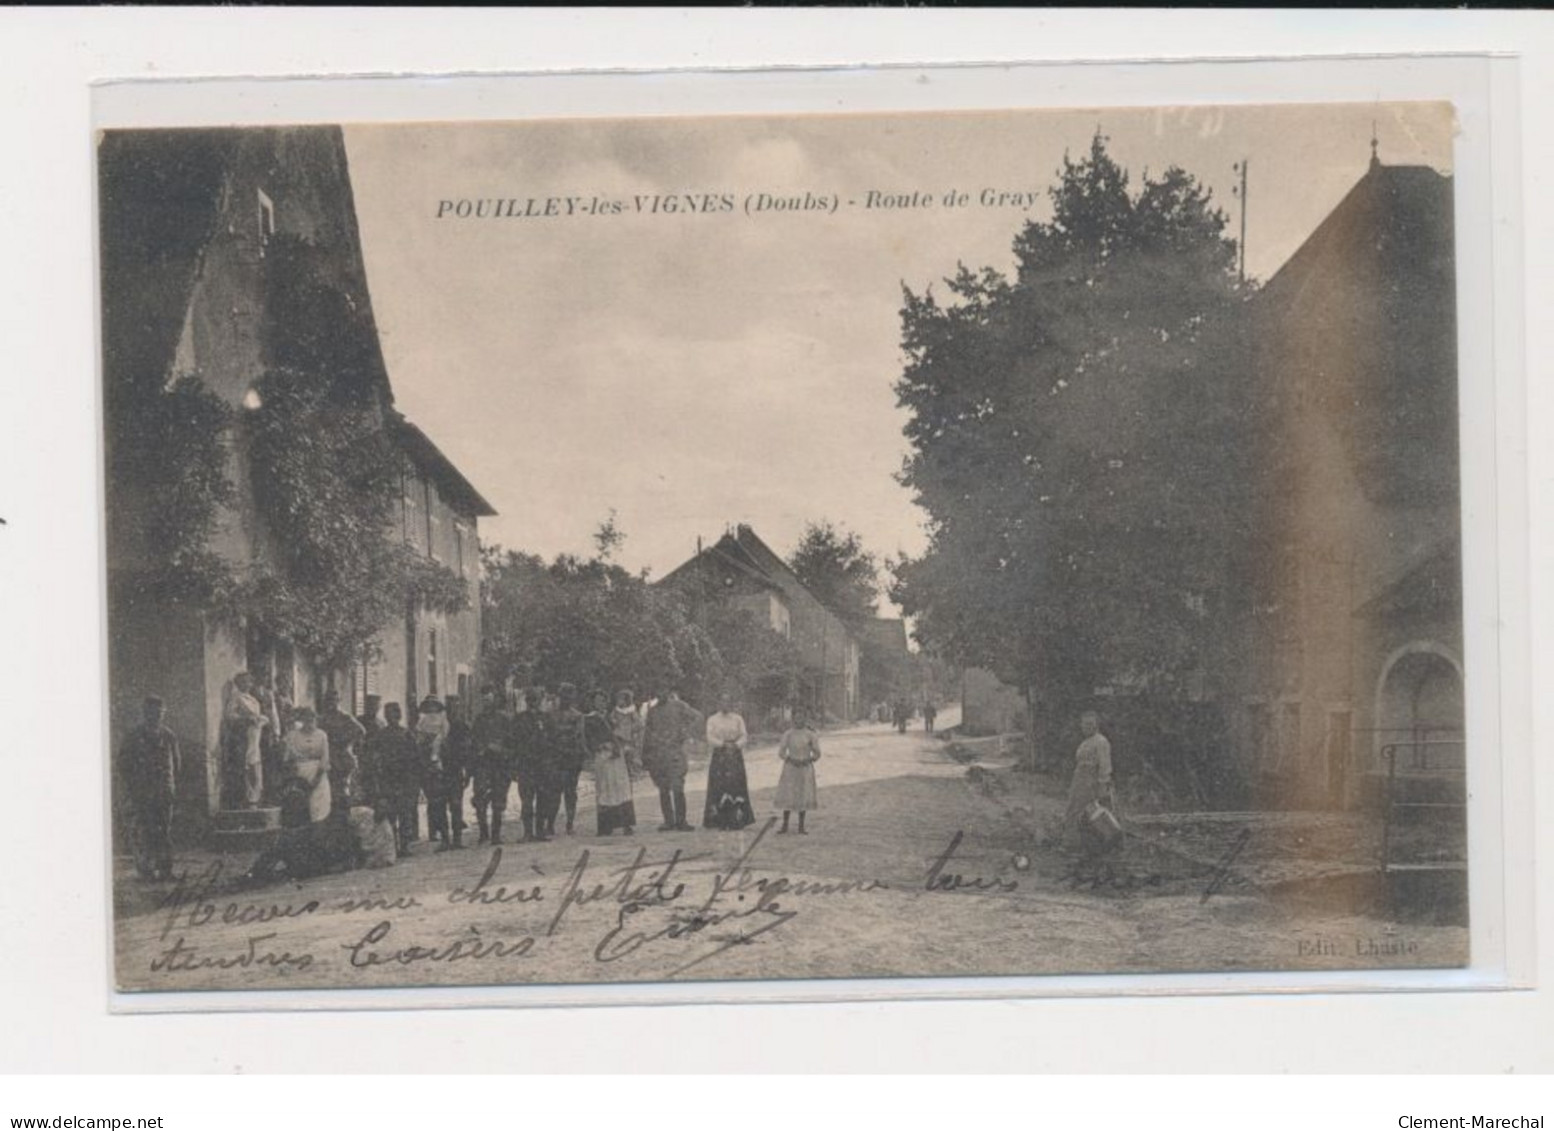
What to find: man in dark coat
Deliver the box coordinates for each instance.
[512,688,550,842]
[642,688,701,831]
[319,689,366,818]
[369,702,420,856]
[119,696,181,881]
[470,687,514,845]
[440,694,473,850]
[548,683,586,836]
[358,694,384,737]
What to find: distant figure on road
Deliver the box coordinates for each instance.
[1061,710,1119,863]
[774,707,822,835]
[119,695,180,881]
[892,698,911,734]
[703,693,755,830]
[923,700,938,734]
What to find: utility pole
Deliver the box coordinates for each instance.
[1232,159,1248,285]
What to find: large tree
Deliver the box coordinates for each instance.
[788,520,881,628]
[891,132,1255,761]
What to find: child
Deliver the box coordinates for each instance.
[774,709,822,834]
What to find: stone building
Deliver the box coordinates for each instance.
[1221,152,1462,808]
[662,525,861,721]
[100,125,494,839]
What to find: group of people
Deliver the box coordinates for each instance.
[878,698,938,734]
[117,675,831,887]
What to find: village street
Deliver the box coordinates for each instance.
[115,713,1467,994]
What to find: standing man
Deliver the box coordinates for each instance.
[549,683,586,836]
[512,687,550,842]
[642,687,700,831]
[370,702,419,857]
[119,696,181,881]
[442,694,474,850]
[358,693,384,738]
[319,689,366,819]
[470,687,514,845]
[923,699,938,735]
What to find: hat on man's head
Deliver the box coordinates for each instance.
[142,695,165,711]
[419,696,446,713]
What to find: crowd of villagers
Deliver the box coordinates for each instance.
[118,672,827,888]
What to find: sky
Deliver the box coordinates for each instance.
[342,103,1453,593]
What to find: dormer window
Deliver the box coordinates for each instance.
[257,189,276,246]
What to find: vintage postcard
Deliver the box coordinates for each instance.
[100,101,1470,996]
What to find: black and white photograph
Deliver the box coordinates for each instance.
[99,101,1470,994]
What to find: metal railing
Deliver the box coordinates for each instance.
[1379,738,1467,875]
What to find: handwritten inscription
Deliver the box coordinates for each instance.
[139,825,1016,982]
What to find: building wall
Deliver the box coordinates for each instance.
[104,127,489,833]
[732,528,861,719]
[1221,165,1461,809]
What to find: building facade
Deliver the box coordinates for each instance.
[101,126,493,838]
[1220,155,1462,808]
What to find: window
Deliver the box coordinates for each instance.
[402,472,422,549]
[352,646,380,717]
[427,628,439,697]
[453,521,468,578]
[256,189,276,246]
[425,480,440,560]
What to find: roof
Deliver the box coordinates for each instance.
[1353,539,1460,621]
[99,129,241,404]
[659,537,783,593]
[732,525,857,641]
[391,415,498,518]
[1257,160,1454,307]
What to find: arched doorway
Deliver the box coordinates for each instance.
[1374,643,1464,773]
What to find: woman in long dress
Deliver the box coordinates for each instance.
[240,705,333,886]
[702,693,754,830]
[774,707,821,834]
[284,705,333,824]
[220,672,269,809]
[1060,710,1118,860]
[611,689,645,777]
[587,689,636,835]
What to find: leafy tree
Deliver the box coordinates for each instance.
[788,520,881,628]
[891,132,1255,763]
[481,524,802,717]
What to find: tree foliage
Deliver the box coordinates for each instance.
[787,520,881,628]
[482,529,804,717]
[107,374,238,601]
[891,133,1255,742]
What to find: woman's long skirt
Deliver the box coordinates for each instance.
[703,744,755,830]
[773,759,818,812]
[595,754,636,834]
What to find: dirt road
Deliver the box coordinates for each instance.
[114,714,1467,993]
